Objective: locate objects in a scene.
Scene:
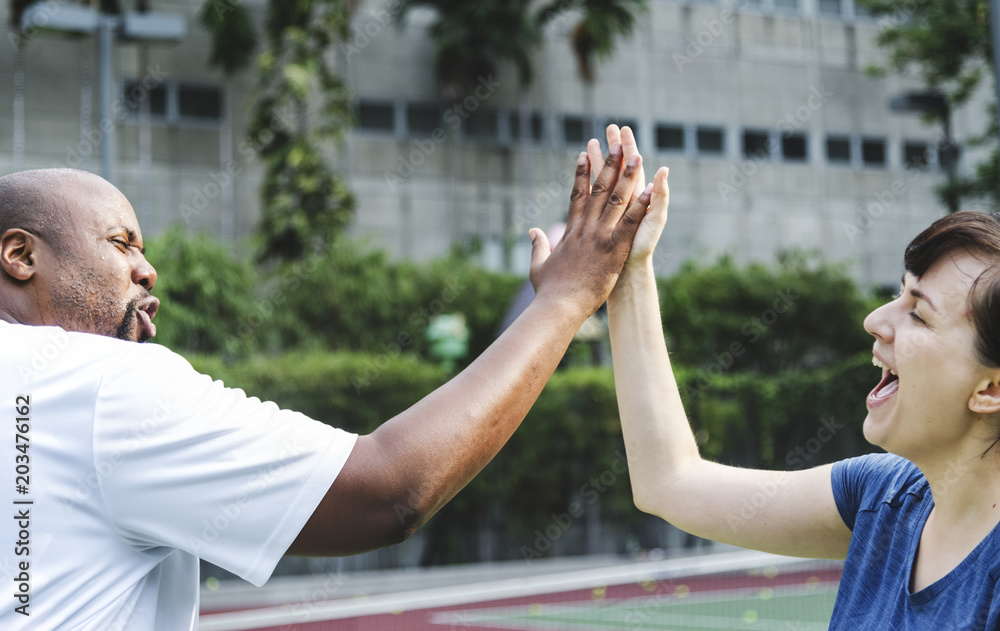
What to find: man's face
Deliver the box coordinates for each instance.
[38,174,159,343]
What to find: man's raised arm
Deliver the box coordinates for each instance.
[288,143,653,556]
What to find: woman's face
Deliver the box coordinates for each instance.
[863,249,998,462]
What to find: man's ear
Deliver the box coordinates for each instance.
[0,229,38,281]
[969,374,1000,415]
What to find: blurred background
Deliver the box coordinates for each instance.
[3,0,1000,625]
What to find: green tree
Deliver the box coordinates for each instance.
[538,0,646,140]
[250,1,358,261]
[858,0,999,209]
[144,228,262,356]
[197,0,358,261]
[198,0,258,240]
[539,0,647,83]
[658,252,875,375]
[397,0,540,100]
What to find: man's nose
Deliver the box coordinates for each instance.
[132,252,157,291]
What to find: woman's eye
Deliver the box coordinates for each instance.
[909,311,926,325]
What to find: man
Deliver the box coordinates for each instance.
[0,140,652,629]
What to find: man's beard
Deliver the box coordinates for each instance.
[114,296,141,342]
[50,261,151,342]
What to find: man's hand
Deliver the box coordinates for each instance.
[586,126,669,277]
[289,141,660,558]
[527,142,654,318]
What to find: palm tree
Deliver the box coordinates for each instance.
[398,0,540,102]
[397,1,544,267]
[539,0,646,139]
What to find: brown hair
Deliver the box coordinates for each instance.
[904,210,1000,369]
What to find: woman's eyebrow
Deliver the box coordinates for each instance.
[900,273,938,313]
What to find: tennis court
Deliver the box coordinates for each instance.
[199,550,841,630]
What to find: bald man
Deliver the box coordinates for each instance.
[0,146,653,629]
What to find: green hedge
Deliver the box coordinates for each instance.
[185,350,878,562]
[147,231,523,364]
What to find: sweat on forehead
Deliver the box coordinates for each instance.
[0,168,133,246]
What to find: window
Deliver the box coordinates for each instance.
[820,0,870,20]
[122,80,167,117]
[862,137,886,167]
[178,86,221,120]
[465,109,499,141]
[903,141,930,170]
[407,104,441,135]
[357,101,395,133]
[743,130,771,159]
[656,124,685,152]
[744,0,800,10]
[510,112,544,142]
[697,126,725,154]
[826,136,851,164]
[563,116,587,145]
[818,0,842,14]
[123,81,221,122]
[782,134,807,162]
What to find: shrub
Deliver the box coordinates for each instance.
[145,228,261,356]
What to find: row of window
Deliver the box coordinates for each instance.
[658,123,937,170]
[357,100,941,171]
[679,0,871,20]
[122,81,222,123]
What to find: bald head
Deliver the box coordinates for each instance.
[0,168,116,250]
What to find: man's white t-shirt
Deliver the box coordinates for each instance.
[0,322,358,629]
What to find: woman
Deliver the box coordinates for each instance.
[600,125,1000,628]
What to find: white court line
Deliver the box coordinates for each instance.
[199,550,839,631]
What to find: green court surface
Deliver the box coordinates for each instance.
[430,583,838,630]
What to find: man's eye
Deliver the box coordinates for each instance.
[909,311,926,325]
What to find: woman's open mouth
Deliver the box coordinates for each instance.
[868,355,899,407]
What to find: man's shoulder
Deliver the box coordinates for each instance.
[0,322,193,383]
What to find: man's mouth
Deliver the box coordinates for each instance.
[135,296,159,342]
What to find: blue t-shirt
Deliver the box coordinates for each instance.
[830,453,1000,630]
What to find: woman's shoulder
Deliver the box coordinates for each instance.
[831,453,926,527]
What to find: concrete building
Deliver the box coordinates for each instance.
[1,0,993,288]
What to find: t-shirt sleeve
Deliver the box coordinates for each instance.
[830,452,917,532]
[92,343,358,587]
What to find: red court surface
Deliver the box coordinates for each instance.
[199,550,843,631]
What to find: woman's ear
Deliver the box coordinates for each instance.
[969,374,1000,415]
[0,229,37,281]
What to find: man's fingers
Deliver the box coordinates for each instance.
[599,150,641,225]
[527,228,552,287]
[589,142,624,211]
[566,152,590,230]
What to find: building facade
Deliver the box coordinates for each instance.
[1,0,993,289]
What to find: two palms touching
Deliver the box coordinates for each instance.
[587,125,670,270]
